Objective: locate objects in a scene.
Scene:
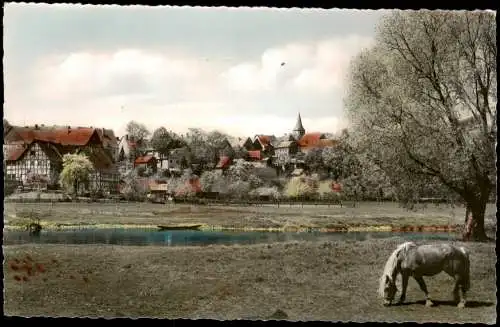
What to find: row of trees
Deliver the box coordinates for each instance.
[124,121,243,175]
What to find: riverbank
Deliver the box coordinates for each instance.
[4,201,497,233]
[3,238,496,323]
[3,222,464,233]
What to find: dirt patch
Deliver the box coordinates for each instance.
[3,238,496,323]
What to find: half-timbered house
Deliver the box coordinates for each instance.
[274,140,299,164]
[3,125,119,193]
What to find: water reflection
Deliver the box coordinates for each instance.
[3,228,459,247]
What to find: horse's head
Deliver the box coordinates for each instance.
[381,275,398,306]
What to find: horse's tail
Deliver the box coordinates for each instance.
[459,246,471,292]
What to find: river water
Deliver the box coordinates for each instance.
[3,228,460,246]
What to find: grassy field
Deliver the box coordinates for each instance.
[3,201,497,231]
[3,238,496,323]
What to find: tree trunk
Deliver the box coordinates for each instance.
[73,180,78,197]
[464,198,489,241]
[464,204,470,225]
[471,200,488,241]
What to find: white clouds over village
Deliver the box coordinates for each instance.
[4,4,381,138]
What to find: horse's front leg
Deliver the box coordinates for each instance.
[414,276,434,307]
[398,271,410,304]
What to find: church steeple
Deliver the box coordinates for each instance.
[292,112,305,139]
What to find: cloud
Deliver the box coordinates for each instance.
[33,49,209,101]
[221,34,374,94]
[8,34,373,138]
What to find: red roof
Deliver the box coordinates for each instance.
[298,133,323,148]
[216,156,232,169]
[4,144,28,161]
[6,126,98,146]
[247,150,261,160]
[134,155,155,164]
[298,133,338,149]
[256,135,272,146]
[96,128,117,148]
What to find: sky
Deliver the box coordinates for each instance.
[3,4,386,138]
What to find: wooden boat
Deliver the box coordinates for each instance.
[157,224,203,231]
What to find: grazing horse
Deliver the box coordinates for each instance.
[378,241,470,308]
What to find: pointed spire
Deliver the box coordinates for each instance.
[293,112,305,138]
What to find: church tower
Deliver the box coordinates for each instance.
[292,112,306,140]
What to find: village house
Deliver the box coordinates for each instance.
[266,113,339,172]
[3,119,13,139]
[95,128,119,162]
[274,140,299,164]
[231,137,253,152]
[133,155,158,173]
[142,148,169,171]
[247,150,262,162]
[3,125,119,193]
[216,137,236,157]
[251,135,276,158]
[116,134,152,174]
[215,155,232,171]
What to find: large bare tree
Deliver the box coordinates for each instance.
[345,10,496,241]
[125,120,151,142]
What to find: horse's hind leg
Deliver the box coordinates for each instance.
[414,276,434,307]
[454,275,467,308]
[452,280,460,303]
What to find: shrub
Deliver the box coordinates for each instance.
[250,186,281,200]
[200,170,224,192]
[224,159,264,198]
[284,176,316,200]
[4,175,21,197]
[227,180,252,200]
[59,153,94,195]
[173,170,200,198]
[121,180,147,201]
[317,180,333,198]
[317,180,342,202]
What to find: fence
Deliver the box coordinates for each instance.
[4,196,344,208]
[171,197,345,208]
[4,193,468,210]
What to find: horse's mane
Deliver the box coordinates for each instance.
[378,241,416,297]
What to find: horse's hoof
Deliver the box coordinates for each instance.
[425,300,434,307]
[457,302,466,309]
